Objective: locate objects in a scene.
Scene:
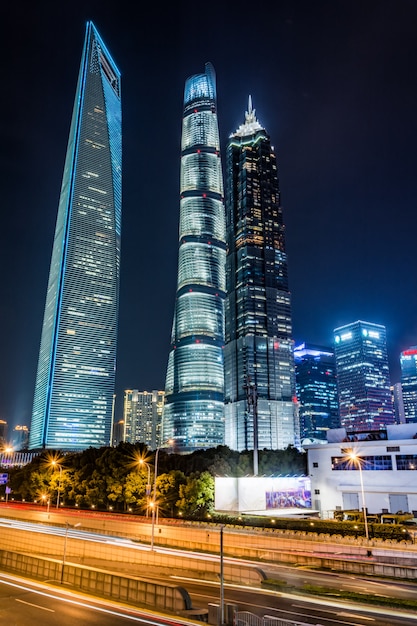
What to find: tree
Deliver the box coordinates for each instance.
[176,472,214,518]
[157,470,186,517]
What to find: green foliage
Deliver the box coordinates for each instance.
[7,443,306,517]
[176,471,214,518]
[262,579,417,610]
[157,470,186,517]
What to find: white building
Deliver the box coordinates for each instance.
[123,390,164,449]
[305,423,417,519]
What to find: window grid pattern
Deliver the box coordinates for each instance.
[334,321,394,431]
[224,105,297,451]
[331,455,393,471]
[396,454,417,470]
[30,22,121,450]
[163,63,226,452]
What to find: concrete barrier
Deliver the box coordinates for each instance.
[0,548,192,613]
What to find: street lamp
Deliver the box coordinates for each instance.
[50,460,63,509]
[151,439,173,550]
[138,458,151,516]
[220,525,225,626]
[61,521,81,584]
[41,494,51,517]
[348,452,369,542]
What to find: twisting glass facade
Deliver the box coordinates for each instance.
[334,320,394,431]
[29,22,121,450]
[224,99,298,451]
[163,63,226,452]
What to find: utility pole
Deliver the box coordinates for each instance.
[244,375,258,476]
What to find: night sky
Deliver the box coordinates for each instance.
[2,1,417,431]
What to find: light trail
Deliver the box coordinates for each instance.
[0,572,195,626]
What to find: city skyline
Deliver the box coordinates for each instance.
[2,1,417,431]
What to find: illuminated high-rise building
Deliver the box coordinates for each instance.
[163,63,226,452]
[29,22,121,450]
[334,320,394,431]
[294,342,339,442]
[123,390,164,449]
[224,98,298,451]
[11,425,29,451]
[0,420,7,447]
[400,347,417,424]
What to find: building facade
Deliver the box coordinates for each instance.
[123,390,164,449]
[400,347,417,424]
[306,424,417,518]
[224,98,298,451]
[163,63,226,452]
[392,382,405,424]
[294,343,339,442]
[29,22,121,451]
[0,421,7,447]
[334,321,394,432]
[11,425,29,451]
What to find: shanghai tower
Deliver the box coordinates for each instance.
[163,63,226,452]
[29,22,121,451]
[224,98,298,451]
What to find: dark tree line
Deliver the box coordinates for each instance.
[4,444,306,519]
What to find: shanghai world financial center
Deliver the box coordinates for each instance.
[29,23,121,450]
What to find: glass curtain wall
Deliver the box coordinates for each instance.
[224,99,298,451]
[29,22,121,450]
[163,63,226,452]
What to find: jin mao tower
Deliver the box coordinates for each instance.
[30,22,121,450]
[224,99,298,451]
[163,63,226,452]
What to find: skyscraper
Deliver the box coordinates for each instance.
[123,390,164,449]
[29,22,121,451]
[334,320,394,432]
[224,98,298,451]
[400,347,417,423]
[294,342,339,442]
[163,63,226,452]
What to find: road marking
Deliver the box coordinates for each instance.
[338,613,375,621]
[15,598,55,612]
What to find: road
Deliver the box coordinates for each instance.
[0,572,192,625]
[1,568,417,626]
[2,509,417,625]
[180,576,417,626]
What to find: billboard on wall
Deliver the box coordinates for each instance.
[215,476,312,514]
[265,476,311,509]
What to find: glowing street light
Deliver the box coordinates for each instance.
[138,458,151,516]
[347,451,369,542]
[50,459,63,509]
[151,439,173,550]
[41,494,51,517]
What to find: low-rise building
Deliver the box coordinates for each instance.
[305,423,417,519]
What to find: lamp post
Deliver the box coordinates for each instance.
[150,447,160,551]
[51,460,63,509]
[150,439,173,550]
[61,521,81,584]
[139,459,151,516]
[41,494,51,518]
[348,452,369,542]
[219,525,225,626]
